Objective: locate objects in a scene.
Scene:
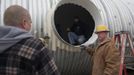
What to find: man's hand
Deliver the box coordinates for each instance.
[80,45,86,50]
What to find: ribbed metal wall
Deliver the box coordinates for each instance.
[0,0,134,75]
[91,0,134,36]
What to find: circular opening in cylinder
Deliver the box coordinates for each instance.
[54,3,95,46]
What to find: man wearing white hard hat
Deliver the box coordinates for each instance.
[84,25,120,75]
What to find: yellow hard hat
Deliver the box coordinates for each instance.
[95,25,109,33]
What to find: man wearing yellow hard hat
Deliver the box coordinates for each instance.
[95,25,109,43]
[85,25,120,75]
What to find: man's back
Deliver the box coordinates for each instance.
[0,5,60,75]
[0,37,59,75]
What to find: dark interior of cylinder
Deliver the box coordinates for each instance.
[54,3,95,46]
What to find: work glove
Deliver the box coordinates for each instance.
[80,45,86,50]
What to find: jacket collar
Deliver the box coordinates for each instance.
[96,38,111,48]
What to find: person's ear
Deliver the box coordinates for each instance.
[21,19,27,29]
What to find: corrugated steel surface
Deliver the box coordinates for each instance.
[0,0,134,75]
[91,0,134,37]
[1,0,134,50]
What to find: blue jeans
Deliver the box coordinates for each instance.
[68,32,85,45]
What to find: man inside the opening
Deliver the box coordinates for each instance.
[70,17,86,44]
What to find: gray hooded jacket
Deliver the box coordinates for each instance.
[0,26,33,53]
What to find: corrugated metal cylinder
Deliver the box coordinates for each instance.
[0,0,134,75]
